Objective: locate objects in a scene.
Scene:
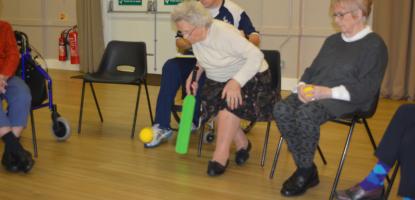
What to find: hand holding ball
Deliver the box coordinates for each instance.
[139,127,153,143]
[303,86,314,97]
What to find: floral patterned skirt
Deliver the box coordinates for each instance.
[200,69,278,123]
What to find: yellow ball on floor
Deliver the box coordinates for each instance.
[139,127,153,143]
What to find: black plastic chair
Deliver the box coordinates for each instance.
[327,93,384,199]
[269,137,327,179]
[77,40,154,138]
[384,162,400,200]
[197,50,281,167]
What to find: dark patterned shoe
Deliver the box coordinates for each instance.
[281,165,319,196]
[1,151,19,172]
[235,140,251,165]
[207,160,229,177]
[14,149,35,173]
[335,185,384,200]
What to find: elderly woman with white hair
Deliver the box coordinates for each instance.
[171,1,277,176]
[272,0,388,197]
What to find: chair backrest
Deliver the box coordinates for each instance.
[97,40,147,79]
[336,90,381,120]
[262,50,281,93]
[356,90,381,119]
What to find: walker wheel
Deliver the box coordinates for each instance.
[203,131,215,144]
[52,116,71,141]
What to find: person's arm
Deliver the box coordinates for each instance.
[342,42,388,104]
[238,12,260,46]
[185,64,204,95]
[0,22,19,79]
[247,33,260,47]
[218,26,263,109]
[220,26,263,87]
[295,37,337,103]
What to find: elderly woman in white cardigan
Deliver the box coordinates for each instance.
[171,1,277,176]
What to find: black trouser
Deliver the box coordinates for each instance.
[375,104,415,198]
[273,94,333,168]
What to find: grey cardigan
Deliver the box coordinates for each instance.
[300,32,388,117]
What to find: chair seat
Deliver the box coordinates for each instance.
[84,72,143,84]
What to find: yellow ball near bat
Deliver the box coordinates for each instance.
[139,127,153,143]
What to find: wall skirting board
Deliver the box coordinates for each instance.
[46,59,80,71]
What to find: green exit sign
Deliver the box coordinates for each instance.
[119,0,142,6]
[164,0,182,6]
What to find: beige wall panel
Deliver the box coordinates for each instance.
[1,0,77,69]
[1,0,43,24]
[302,0,334,35]
[231,0,263,27]
[12,25,44,54]
[261,35,299,79]
[299,37,327,76]
[261,0,299,30]
[44,0,77,26]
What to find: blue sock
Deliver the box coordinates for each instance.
[359,160,391,191]
[403,197,414,200]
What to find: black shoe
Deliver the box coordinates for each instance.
[335,184,384,200]
[1,151,19,172]
[281,164,319,196]
[14,149,35,173]
[235,140,251,165]
[207,160,229,177]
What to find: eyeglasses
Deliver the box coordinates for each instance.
[332,10,356,19]
[181,27,197,38]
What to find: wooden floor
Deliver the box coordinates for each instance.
[0,69,407,200]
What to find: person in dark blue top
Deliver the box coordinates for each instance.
[145,0,260,148]
[336,104,415,200]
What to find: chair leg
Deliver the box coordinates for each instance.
[172,105,182,125]
[384,162,400,200]
[131,85,141,139]
[144,80,154,125]
[260,122,271,167]
[269,136,284,179]
[317,145,327,165]
[242,121,256,133]
[29,110,38,158]
[197,121,206,157]
[89,82,104,122]
[77,80,86,134]
[329,118,357,200]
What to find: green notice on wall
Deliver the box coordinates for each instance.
[119,0,142,6]
[164,0,182,6]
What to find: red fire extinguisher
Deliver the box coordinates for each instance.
[68,26,80,64]
[58,31,67,61]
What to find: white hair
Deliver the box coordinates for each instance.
[171,1,213,28]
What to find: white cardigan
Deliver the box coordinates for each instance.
[192,20,268,87]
